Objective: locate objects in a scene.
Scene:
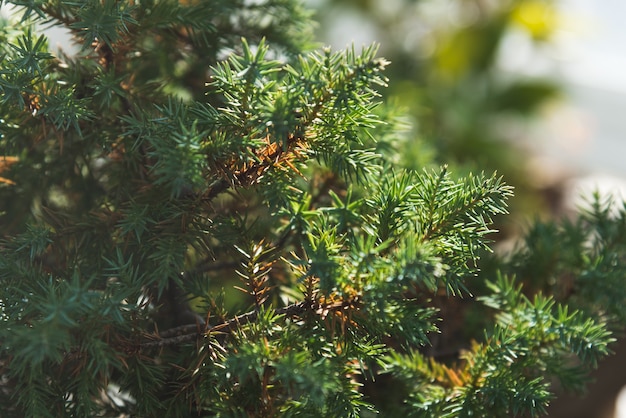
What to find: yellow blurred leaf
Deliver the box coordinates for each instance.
[512,1,559,40]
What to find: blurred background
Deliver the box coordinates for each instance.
[304,0,626,417]
[309,0,626,208]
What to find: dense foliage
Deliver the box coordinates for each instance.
[0,1,624,417]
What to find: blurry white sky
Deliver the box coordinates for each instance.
[530,0,626,180]
[555,0,626,93]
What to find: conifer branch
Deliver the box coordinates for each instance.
[139,299,355,349]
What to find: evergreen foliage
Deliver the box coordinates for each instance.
[0,1,623,417]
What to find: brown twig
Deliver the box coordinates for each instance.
[140,299,354,349]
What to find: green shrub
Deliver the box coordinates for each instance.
[0,1,621,416]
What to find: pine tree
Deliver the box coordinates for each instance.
[0,1,622,417]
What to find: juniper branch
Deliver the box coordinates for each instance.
[139,299,355,349]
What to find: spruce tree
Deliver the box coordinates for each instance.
[0,1,622,417]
